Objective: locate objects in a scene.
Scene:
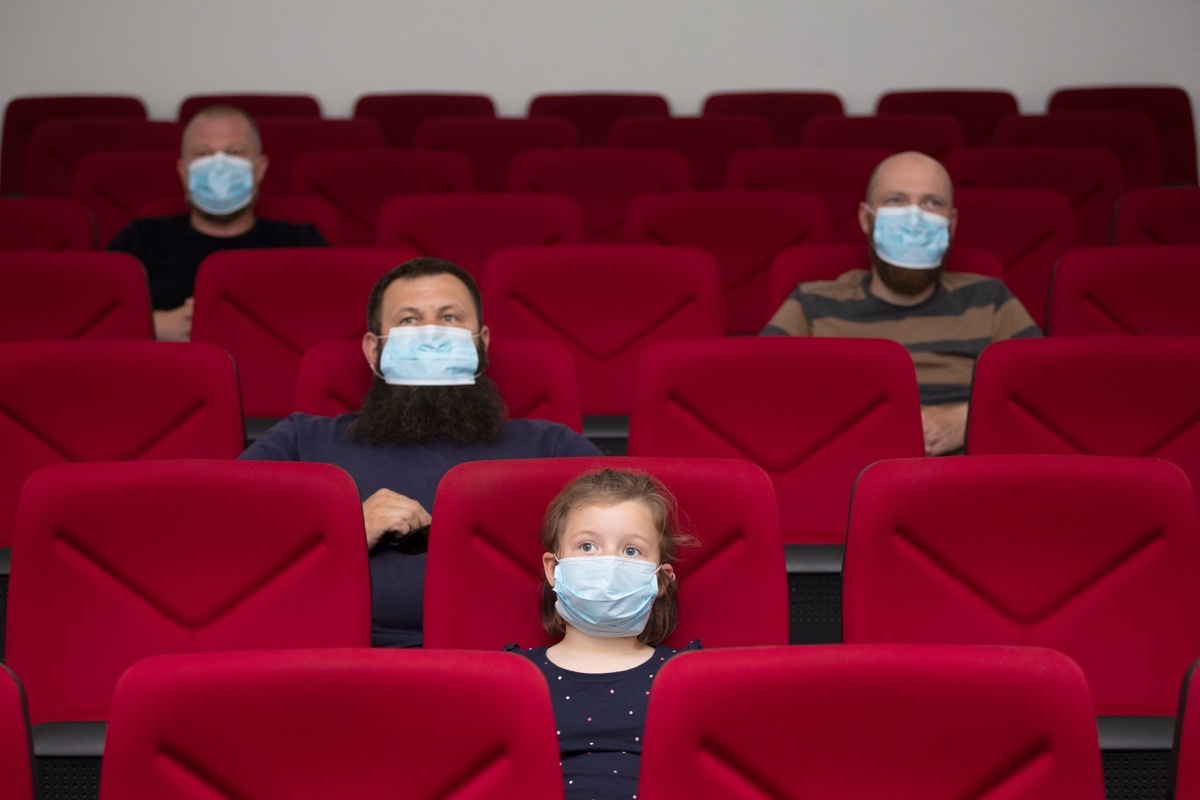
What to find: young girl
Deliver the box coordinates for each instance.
[508,467,699,800]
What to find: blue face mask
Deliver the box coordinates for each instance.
[871,204,951,269]
[552,556,661,638]
[188,152,255,215]
[377,325,481,386]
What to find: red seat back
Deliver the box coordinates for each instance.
[177,93,321,122]
[801,113,965,157]
[1173,657,1200,800]
[0,251,152,342]
[944,145,1123,245]
[628,337,924,545]
[1049,85,1197,186]
[0,666,34,800]
[2,95,146,196]
[724,147,891,243]
[528,92,670,146]
[352,93,496,148]
[996,112,1163,189]
[23,119,181,198]
[622,190,832,334]
[508,148,691,242]
[952,187,1076,327]
[0,341,244,548]
[7,460,371,724]
[607,114,772,189]
[295,338,584,432]
[876,89,1019,145]
[1114,187,1200,245]
[413,116,579,191]
[640,644,1106,799]
[483,245,724,415]
[1048,246,1200,336]
[190,247,418,418]
[100,649,562,800]
[254,117,385,196]
[0,198,95,251]
[374,193,585,281]
[424,457,788,649]
[70,150,179,246]
[290,149,474,245]
[701,91,844,146]
[843,454,1200,716]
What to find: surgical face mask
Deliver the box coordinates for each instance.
[187,152,255,215]
[870,204,951,269]
[552,556,661,638]
[377,325,480,386]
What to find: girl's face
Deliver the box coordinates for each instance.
[542,500,675,587]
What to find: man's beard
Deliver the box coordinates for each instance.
[347,345,507,445]
[868,245,944,297]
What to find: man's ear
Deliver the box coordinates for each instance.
[362,331,380,369]
[253,154,269,185]
[947,206,959,238]
[479,324,491,354]
[858,201,873,236]
[177,158,189,193]
[542,551,557,587]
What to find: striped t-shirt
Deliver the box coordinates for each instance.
[761,269,1042,405]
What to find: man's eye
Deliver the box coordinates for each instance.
[441,315,459,323]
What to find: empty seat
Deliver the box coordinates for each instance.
[724,147,891,243]
[639,644,1106,800]
[295,338,585,432]
[135,193,342,245]
[8,460,371,797]
[0,665,34,800]
[1049,85,1197,186]
[995,112,1163,189]
[177,93,321,122]
[413,115,579,191]
[801,112,965,158]
[482,245,724,416]
[424,456,788,649]
[0,251,152,342]
[952,187,1077,327]
[1,95,146,196]
[99,649,562,800]
[876,88,1019,145]
[352,92,496,148]
[944,146,1123,245]
[1172,656,1200,800]
[1047,246,1200,336]
[765,243,1004,319]
[508,147,691,242]
[0,198,94,250]
[190,247,419,419]
[254,117,385,195]
[1113,186,1200,245]
[290,149,474,245]
[622,190,831,334]
[607,114,772,189]
[22,119,181,198]
[374,193,585,281]
[69,150,179,246]
[701,91,844,146]
[528,92,670,146]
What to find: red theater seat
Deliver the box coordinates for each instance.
[0,665,34,800]
[483,245,724,416]
[528,92,670,146]
[70,150,179,246]
[701,91,844,146]
[177,93,321,122]
[801,112,965,158]
[607,114,772,189]
[1172,657,1200,800]
[413,115,579,191]
[424,457,788,649]
[621,190,831,334]
[353,92,496,149]
[996,112,1163,189]
[0,198,95,251]
[136,194,342,245]
[254,117,385,196]
[876,88,1019,145]
[640,644,1106,800]
[22,119,181,199]
[99,649,562,800]
[1113,186,1200,245]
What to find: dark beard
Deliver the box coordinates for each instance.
[869,246,944,297]
[348,376,508,445]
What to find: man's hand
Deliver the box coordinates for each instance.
[921,402,968,457]
[362,489,432,550]
[153,298,194,342]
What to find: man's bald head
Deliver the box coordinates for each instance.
[181,104,262,158]
[865,151,954,209]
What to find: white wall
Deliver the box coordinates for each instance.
[2,0,1198,133]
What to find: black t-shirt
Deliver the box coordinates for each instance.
[106,215,327,310]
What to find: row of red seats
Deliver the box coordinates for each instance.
[4,85,1195,194]
[3,453,1198,797]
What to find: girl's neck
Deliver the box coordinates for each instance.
[546,626,655,674]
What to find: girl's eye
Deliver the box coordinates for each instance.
[579,542,596,552]
[622,546,642,557]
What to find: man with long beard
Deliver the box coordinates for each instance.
[761,151,1041,455]
[242,257,601,647]
[107,104,326,341]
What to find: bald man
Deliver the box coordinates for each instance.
[107,105,326,341]
[762,151,1041,455]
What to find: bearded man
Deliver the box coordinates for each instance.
[761,151,1041,456]
[242,257,601,646]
